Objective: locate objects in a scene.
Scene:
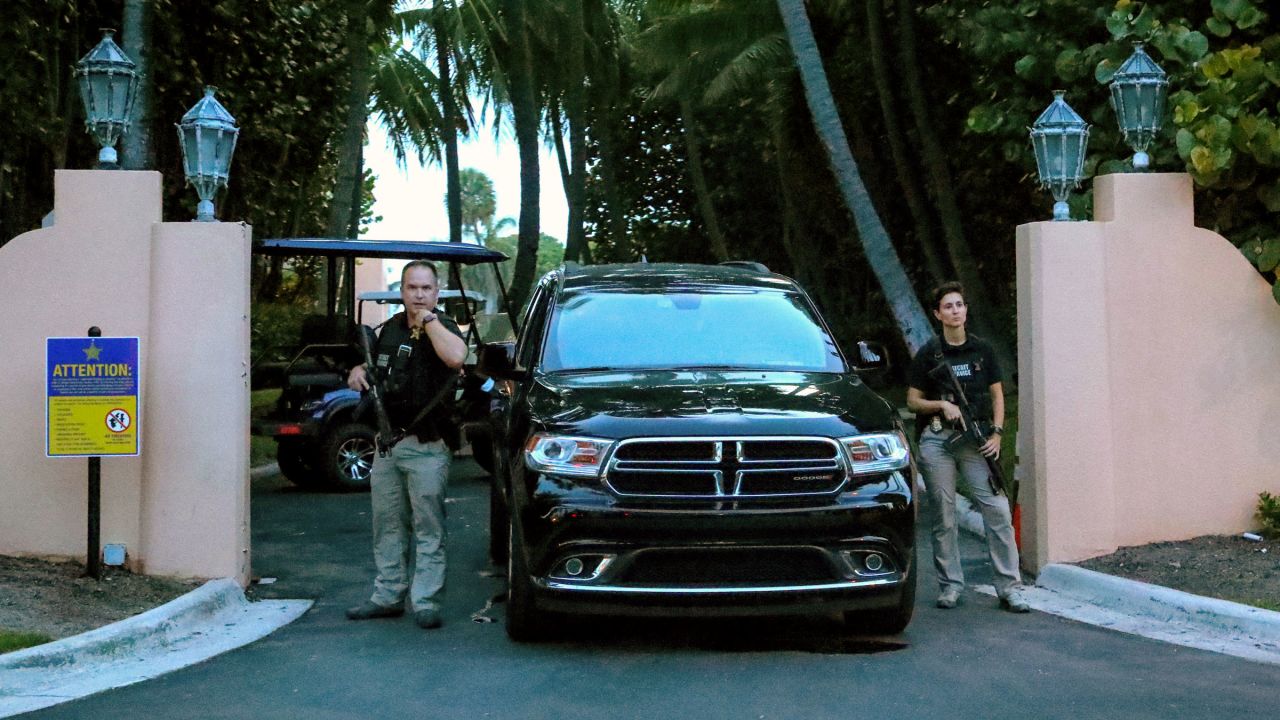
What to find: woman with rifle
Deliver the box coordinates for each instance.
[906,282,1030,613]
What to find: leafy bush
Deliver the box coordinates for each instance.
[1258,491,1280,538]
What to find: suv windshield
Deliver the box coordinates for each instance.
[541,287,845,372]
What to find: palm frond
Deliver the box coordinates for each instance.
[703,31,789,104]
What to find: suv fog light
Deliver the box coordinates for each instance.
[550,554,615,581]
[840,549,895,577]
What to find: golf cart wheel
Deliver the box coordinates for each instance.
[323,423,376,491]
[276,439,321,488]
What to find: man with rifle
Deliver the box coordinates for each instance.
[906,282,1030,613]
[344,260,467,630]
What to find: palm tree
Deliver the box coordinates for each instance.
[459,167,498,242]
[121,0,153,170]
[774,0,932,352]
[635,0,780,261]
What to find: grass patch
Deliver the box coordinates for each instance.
[251,388,281,417]
[0,629,52,654]
[250,388,282,468]
[251,436,277,468]
[1229,597,1280,612]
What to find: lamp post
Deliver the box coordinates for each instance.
[1029,91,1090,221]
[1109,42,1169,170]
[74,29,140,169]
[176,87,239,221]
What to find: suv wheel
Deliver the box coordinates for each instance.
[276,439,320,488]
[323,423,376,491]
[505,511,546,642]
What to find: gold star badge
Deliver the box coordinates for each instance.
[83,340,102,361]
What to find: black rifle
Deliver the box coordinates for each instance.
[927,359,1005,496]
[355,323,397,457]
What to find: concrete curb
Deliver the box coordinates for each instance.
[0,578,311,717]
[250,462,280,480]
[953,498,1280,665]
[1036,563,1280,648]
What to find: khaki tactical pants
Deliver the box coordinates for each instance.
[368,437,452,611]
[918,427,1022,597]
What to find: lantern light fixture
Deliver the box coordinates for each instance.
[1029,91,1091,221]
[74,29,140,168]
[1109,42,1169,170]
[176,87,239,222]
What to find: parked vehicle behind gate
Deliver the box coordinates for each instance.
[251,238,517,490]
[481,262,917,641]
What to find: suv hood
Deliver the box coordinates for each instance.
[527,369,898,439]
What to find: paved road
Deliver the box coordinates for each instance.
[27,461,1280,719]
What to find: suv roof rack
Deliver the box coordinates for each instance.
[719,260,770,273]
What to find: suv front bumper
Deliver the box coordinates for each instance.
[514,469,915,616]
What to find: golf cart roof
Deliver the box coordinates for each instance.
[357,290,468,303]
[254,238,508,264]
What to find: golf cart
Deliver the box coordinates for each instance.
[251,238,518,490]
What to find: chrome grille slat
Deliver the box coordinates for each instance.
[604,436,848,499]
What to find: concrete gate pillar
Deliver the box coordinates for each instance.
[0,169,251,584]
[1016,173,1280,572]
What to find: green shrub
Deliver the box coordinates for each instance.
[1258,491,1280,538]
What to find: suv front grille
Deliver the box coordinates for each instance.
[605,437,846,498]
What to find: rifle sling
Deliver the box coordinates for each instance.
[388,372,460,447]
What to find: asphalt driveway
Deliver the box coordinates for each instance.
[23,459,1280,719]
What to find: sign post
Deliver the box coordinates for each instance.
[46,330,141,579]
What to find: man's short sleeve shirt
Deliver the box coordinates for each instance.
[372,312,464,439]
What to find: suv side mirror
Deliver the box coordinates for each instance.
[479,341,528,381]
[854,340,890,373]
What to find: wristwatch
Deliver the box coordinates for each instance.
[991,425,1004,435]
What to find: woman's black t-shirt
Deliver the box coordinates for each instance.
[906,334,1004,424]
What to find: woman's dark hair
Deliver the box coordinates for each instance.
[931,281,965,309]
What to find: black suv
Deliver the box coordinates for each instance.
[482,263,916,641]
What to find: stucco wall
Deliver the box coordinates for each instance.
[0,170,251,583]
[1017,172,1280,570]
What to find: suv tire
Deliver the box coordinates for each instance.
[468,429,495,475]
[323,422,376,491]
[489,480,509,566]
[505,511,546,642]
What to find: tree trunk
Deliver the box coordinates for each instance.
[551,102,576,262]
[326,0,373,241]
[563,0,588,265]
[865,0,947,287]
[121,0,154,170]
[436,3,463,243]
[775,0,932,354]
[593,107,626,263]
[505,0,541,309]
[679,96,729,262]
[894,0,1015,378]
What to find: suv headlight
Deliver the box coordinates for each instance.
[524,433,614,477]
[840,432,910,475]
